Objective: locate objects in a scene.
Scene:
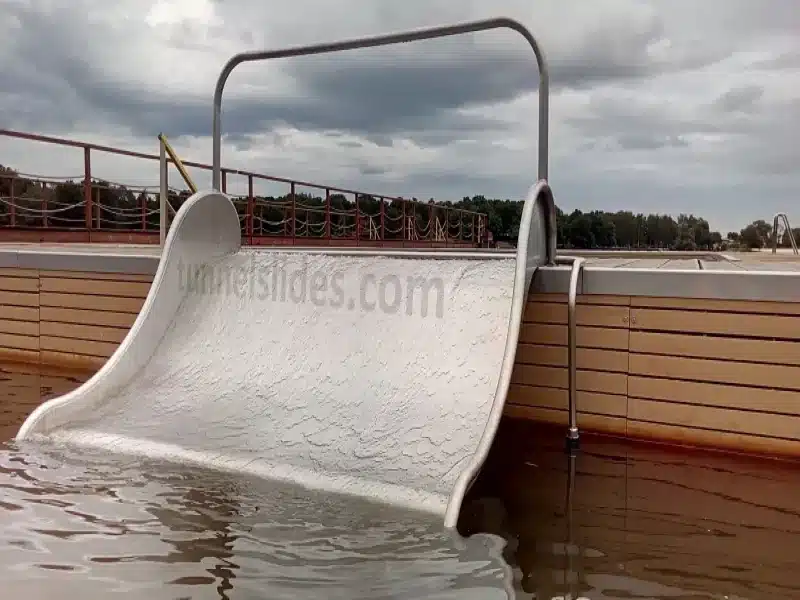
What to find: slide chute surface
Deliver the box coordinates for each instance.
[18,183,555,527]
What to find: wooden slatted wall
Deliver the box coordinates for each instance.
[0,268,40,364]
[0,362,91,439]
[0,269,152,370]
[506,292,630,435]
[626,296,800,456]
[2,266,800,456]
[506,291,800,456]
[478,420,800,599]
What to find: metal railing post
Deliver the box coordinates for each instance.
[159,138,168,246]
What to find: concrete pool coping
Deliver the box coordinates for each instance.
[1,243,800,303]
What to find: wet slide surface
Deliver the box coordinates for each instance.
[17,186,554,526]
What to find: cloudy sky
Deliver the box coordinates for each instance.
[1,0,798,234]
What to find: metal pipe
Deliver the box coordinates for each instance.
[556,256,585,448]
[212,17,550,190]
[565,448,577,599]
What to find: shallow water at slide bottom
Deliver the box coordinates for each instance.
[2,364,800,599]
[0,440,513,599]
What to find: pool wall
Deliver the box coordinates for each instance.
[1,249,799,458]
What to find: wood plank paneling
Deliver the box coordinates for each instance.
[0,305,39,322]
[509,293,631,434]
[40,307,137,329]
[0,320,38,337]
[512,364,627,395]
[40,335,122,359]
[625,293,800,456]
[40,322,128,345]
[0,332,39,351]
[0,276,39,293]
[39,350,107,371]
[1,265,800,458]
[0,268,151,371]
[631,330,800,366]
[519,323,629,349]
[627,420,800,457]
[510,290,800,457]
[0,268,39,279]
[47,270,155,283]
[39,277,151,298]
[504,404,625,435]
[523,301,630,326]
[40,292,145,313]
[516,345,628,372]
[0,268,40,366]
[631,307,800,340]
[0,291,39,307]
[631,295,800,315]
[629,398,800,441]
[629,353,800,391]
[0,348,39,365]
[628,376,800,417]
[507,385,626,416]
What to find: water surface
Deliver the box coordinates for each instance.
[0,439,512,599]
[3,362,800,599]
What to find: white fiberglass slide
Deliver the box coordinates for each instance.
[17,182,556,528]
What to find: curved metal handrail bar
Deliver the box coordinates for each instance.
[772,212,798,255]
[212,17,550,189]
[555,255,584,446]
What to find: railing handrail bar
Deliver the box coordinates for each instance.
[212,17,550,190]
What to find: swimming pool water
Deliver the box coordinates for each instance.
[2,363,799,599]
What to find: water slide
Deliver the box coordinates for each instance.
[16,18,558,528]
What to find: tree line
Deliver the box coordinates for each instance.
[0,167,796,249]
[449,195,798,251]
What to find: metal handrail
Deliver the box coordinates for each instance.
[772,213,798,255]
[211,17,550,190]
[556,256,585,448]
[158,133,197,194]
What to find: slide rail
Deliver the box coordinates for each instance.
[211,17,551,189]
[772,212,798,255]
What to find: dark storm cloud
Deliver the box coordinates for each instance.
[357,164,389,176]
[0,6,86,133]
[0,2,721,146]
[713,85,764,113]
[564,95,721,151]
[616,134,689,151]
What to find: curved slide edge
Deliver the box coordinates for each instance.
[16,190,242,439]
[444,179,556,527]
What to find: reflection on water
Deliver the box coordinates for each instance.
[462,418,800,600]
[0,363,88,440]
[2,362,800,599]
[0,440,512,599]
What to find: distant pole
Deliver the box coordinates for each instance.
[159,136,167,246]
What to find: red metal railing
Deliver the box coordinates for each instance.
[0,129,488,248]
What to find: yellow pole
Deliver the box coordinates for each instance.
[158,133,197,194]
